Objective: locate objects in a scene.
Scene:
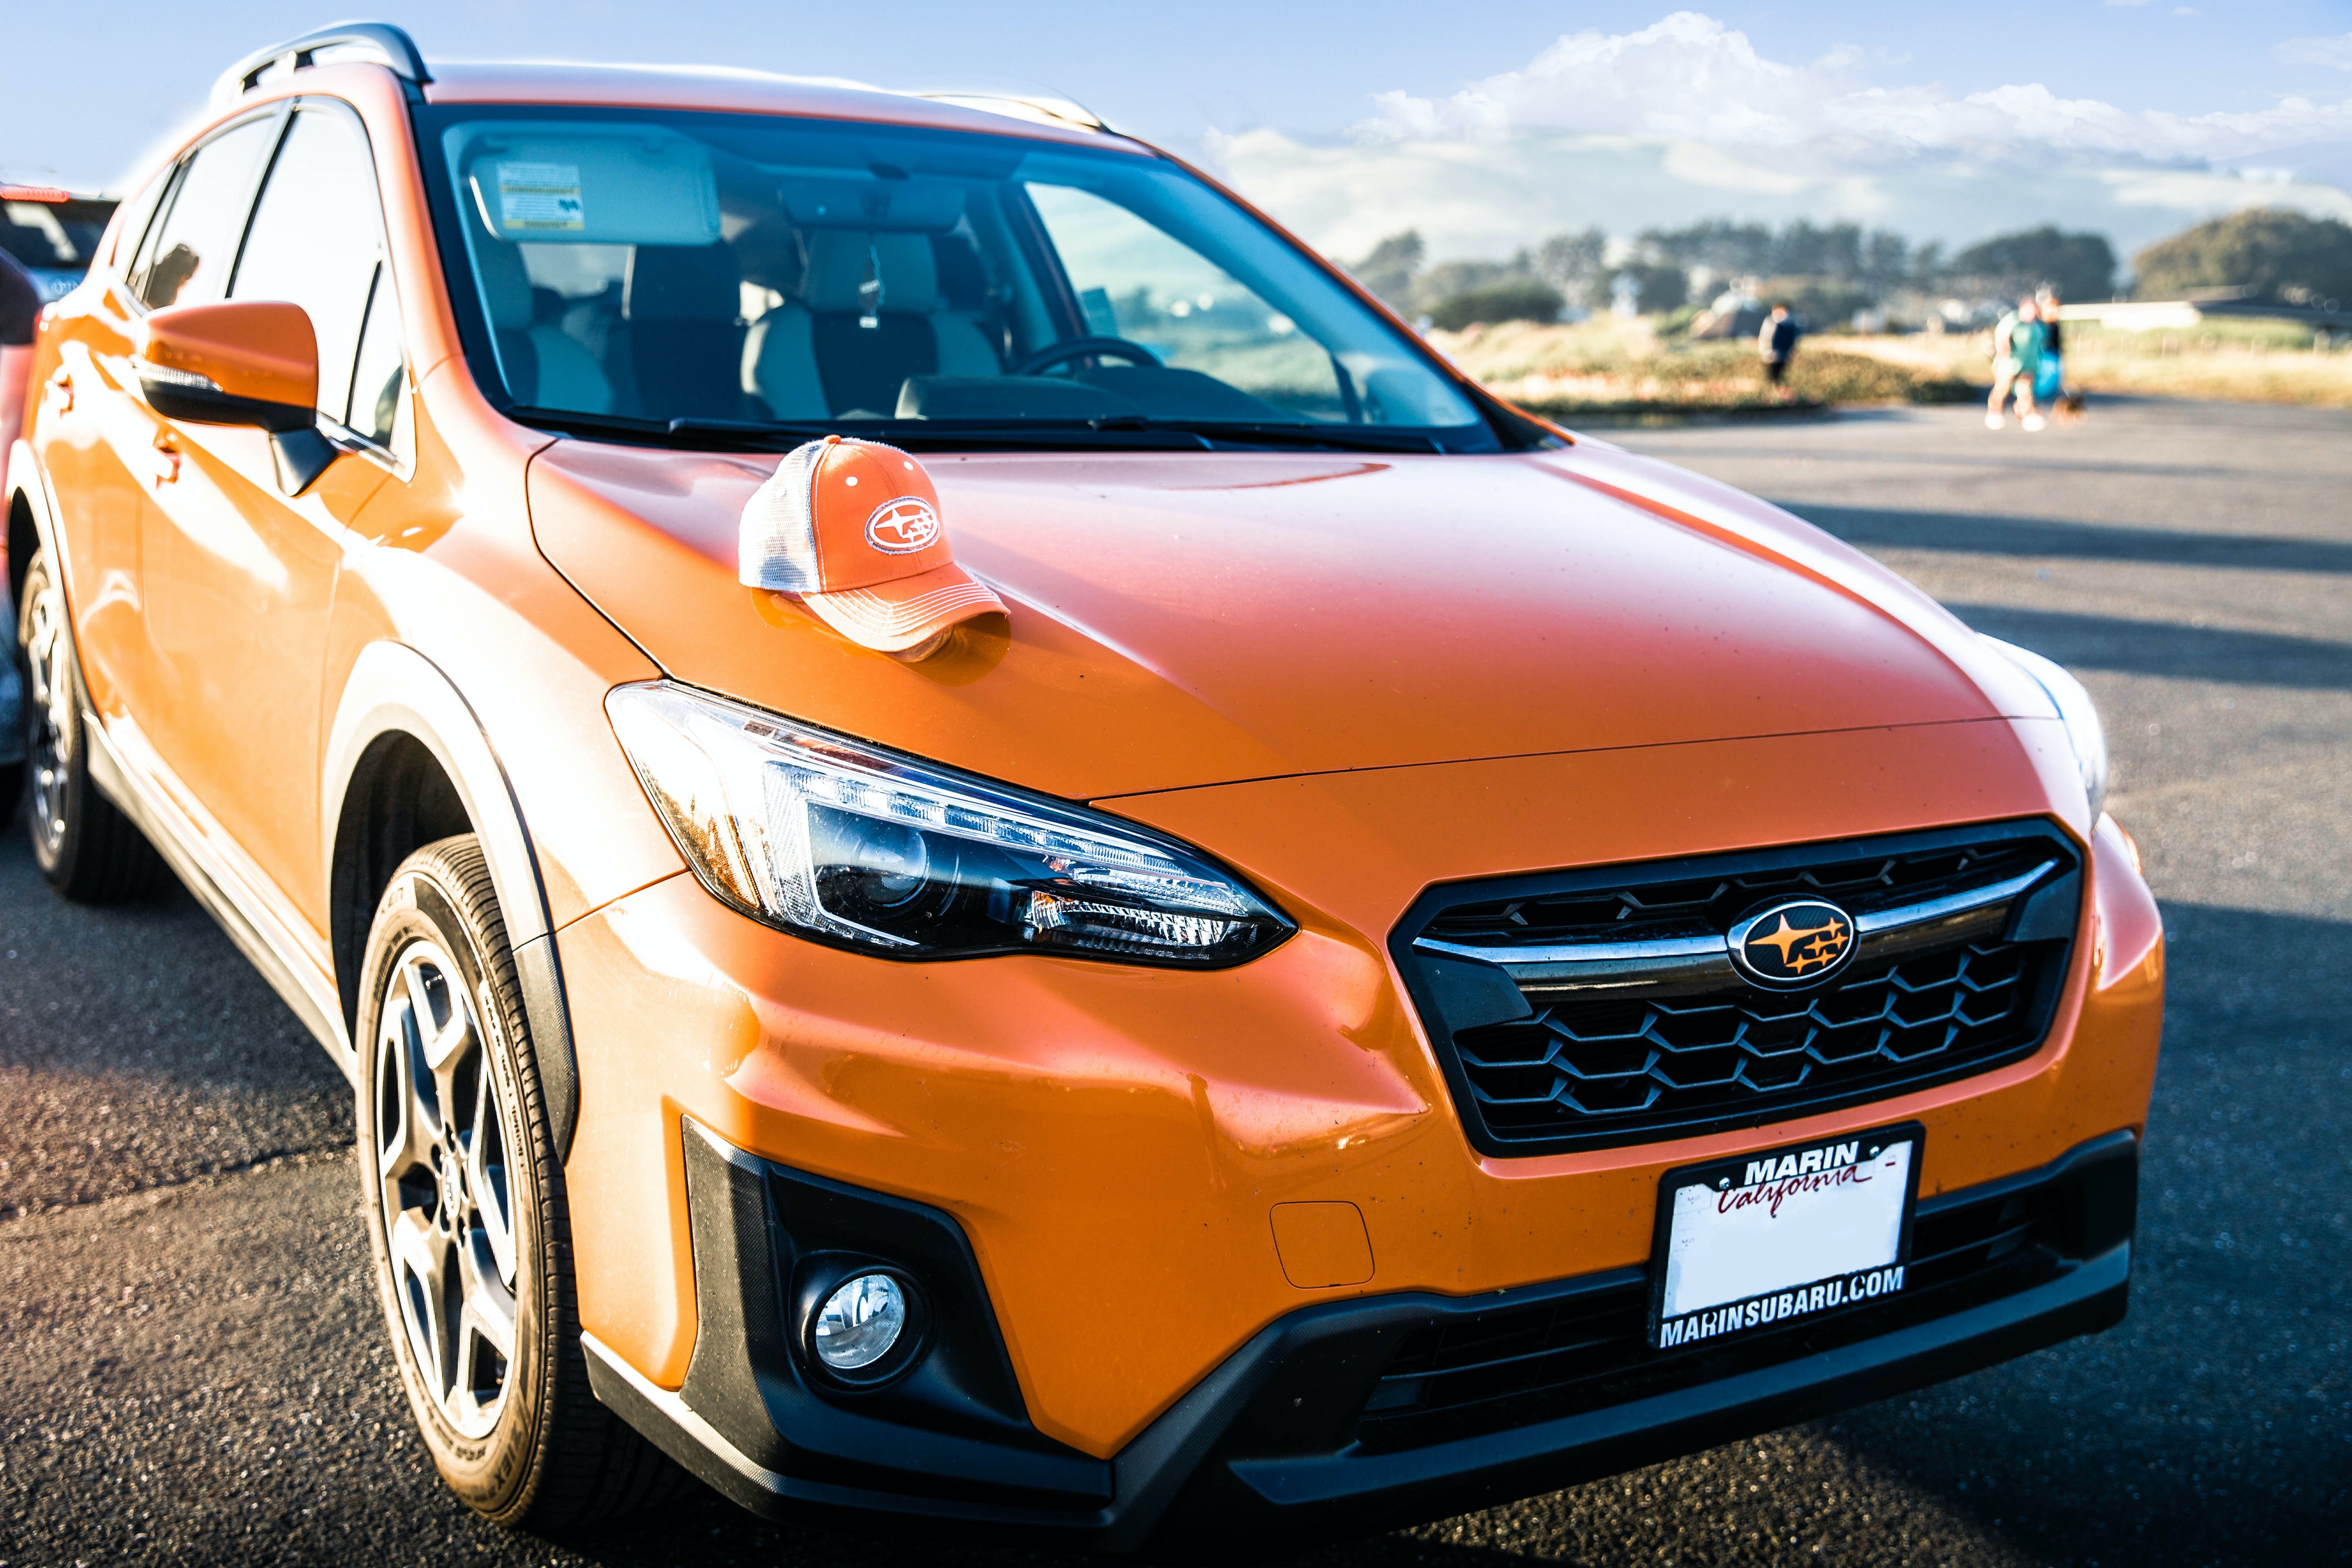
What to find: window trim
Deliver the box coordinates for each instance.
[105,167,175,275]
[221,94,416,478]
[122,102,292,316]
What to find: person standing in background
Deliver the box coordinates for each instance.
[1758,302,1800,394]
[1988,296,2046,432]
[2036,287,2078,420]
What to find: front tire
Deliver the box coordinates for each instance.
[15,548,168,901]
[356,835,679,1527]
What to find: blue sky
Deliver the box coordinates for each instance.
[7,2,2350,262]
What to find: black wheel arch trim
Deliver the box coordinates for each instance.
[322,641,580,1158]
[13,443,578,1154]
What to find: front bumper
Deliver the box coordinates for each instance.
[558,736,2163,1465]
[586,1123,2135,1556]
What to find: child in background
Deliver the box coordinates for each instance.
[1988,296,2046,432]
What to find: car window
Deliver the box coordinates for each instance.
[1025,180,1350,422]
[108,170,173,272]
[421,106,1493,449]
[127,115,280,311]
[346,269,405,446]
[231,108,388,422]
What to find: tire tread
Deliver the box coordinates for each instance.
[375,836,689,1531]
[16,550,171,905]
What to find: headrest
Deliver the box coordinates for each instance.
[801,231,938,316]
[625,243,743,322]
[733,219,803,293]
[471,236,534,331]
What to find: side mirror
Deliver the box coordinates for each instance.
[135,300,336,494]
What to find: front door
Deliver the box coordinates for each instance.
[138,100,398,939]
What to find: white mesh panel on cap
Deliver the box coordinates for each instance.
[738,439,828,591]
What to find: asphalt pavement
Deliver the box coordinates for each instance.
[4,395,2347,1567]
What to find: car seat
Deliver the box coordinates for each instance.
[622,242,759,422]
[471,237,613,413]
[744,231,998,419]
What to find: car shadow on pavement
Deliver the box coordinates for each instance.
[545,1490,1567,1568]
[1941,603,2352,690]
[0,801,351,1216]
[1784,504,2352,576]
[1809,901,2352,1567]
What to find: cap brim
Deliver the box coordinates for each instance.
[802,561,1008,653]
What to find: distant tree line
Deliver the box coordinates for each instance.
[2131,210,2352,308]
[1344,209,2352,331]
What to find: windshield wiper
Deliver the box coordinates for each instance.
[505,407,1208,453]
[1112,419,1448,455]
[507,406,1448,455]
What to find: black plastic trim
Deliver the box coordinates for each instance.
[215,22,432,105]
[140,375,314,433]
[588,1122,2133,1556]
[510,933,577,1160]
[668,1118,1111,1510]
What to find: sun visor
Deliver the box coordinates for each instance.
[458,128,720,246]
[779,176,965,232]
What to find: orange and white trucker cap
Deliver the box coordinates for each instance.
[739,436,1006,655]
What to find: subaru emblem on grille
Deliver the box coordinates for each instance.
[1728,899,1856,988]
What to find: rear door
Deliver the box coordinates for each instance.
[32,112,279,724]
[138,99,395,936]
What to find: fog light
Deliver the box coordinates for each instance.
[812,1273,906,1371]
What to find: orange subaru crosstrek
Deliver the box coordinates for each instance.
[6,24,2161,1554]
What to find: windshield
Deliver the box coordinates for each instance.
[419,105,1499,451]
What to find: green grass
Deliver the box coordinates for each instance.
[1435,318,1974,416]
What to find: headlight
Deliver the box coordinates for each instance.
[606,681,1293,965]
[1982,635,2109,820]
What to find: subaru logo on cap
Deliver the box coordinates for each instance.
[1727,898,1856,988]
[866,497,942,554]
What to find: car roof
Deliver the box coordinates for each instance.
[414,61,1142,155]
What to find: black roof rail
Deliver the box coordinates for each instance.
[210,21,430,109]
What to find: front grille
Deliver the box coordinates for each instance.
[1391,822,2081,1154]
[1355,1148,2096,1453]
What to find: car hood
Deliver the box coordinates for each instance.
[527,441,2048,801]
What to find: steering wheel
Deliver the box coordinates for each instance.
[1011,336,1163,377]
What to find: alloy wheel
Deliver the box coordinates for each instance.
[372,938,520,1439]
[21,571,72,857]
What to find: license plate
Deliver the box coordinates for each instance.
[1648,1123,1922,1351]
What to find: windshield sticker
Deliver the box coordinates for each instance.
[496,163,583,231]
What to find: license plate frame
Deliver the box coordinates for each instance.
[1646,1122,1924,1352]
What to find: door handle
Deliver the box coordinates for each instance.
[148,434,181,487]
[45,367,74,416]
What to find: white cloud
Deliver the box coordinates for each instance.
[2278,34,2352,71]
[1197,14,2352,270]
[1344,11,2352,162]
[1208,125,2352,267]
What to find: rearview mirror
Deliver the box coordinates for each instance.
[135,300,336,494]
